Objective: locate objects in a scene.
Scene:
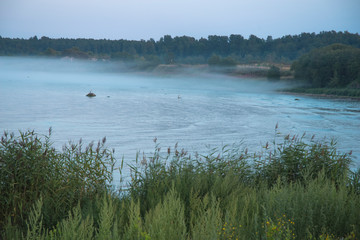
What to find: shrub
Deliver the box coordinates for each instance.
[267,65,281,79]
[291,44,360,88]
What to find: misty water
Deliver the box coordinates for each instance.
[1,57,360,185]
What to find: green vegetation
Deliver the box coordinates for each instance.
[0,129,115,236]
[267,65,281,79]
[291,44,360,88]
[61,47,92,59]
[1,129,359,239]
[208,55,238,67]
[1,31,360,64]
[285,43,360,98]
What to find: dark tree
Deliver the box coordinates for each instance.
[267,65,281,79]
[291,44,360,88]
[1,31,360,65]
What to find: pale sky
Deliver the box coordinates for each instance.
[0,0,359,40]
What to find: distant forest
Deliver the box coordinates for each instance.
[1,31,360,64]
[291,43,360,91]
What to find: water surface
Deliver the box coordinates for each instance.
[1,57,359,184]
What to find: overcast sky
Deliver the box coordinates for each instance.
[0,0,359,40]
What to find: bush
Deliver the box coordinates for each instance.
[291,44,360,88]
[208,54,237,67]
[267,65,281,79]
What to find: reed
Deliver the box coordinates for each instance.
[1,129,359,239]
[0,129,115,236]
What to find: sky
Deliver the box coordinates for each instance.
[0,0,359,41]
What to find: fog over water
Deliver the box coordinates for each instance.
[1,57,359,184]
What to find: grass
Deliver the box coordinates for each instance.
[1,129,359,239]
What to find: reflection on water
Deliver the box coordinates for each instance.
[1,57,360,184]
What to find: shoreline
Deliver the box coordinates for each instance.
[280,90,360,101]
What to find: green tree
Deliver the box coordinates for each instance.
[42,48,60,56]
[291,44,360,88]
[62,47,90,59]
[267,65,281,79]
[208,54,221,66]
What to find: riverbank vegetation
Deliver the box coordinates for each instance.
[291,44,360,88]
[1,31,359,64]
[1,129,359,239]
[289,44,360,98]
[2,31,360,98]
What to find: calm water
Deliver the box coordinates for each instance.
[1,57,360,184]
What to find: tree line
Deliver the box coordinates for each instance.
[291,44,360,89]
[1,31,360,64]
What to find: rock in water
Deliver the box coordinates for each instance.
[86,91,96,97]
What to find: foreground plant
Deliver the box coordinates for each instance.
[0,129,115,234]
[0,129,359,239]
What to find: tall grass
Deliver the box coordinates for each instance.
[1,129,359,239]
[0,129,115,235]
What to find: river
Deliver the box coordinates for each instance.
[1,57,359,184]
